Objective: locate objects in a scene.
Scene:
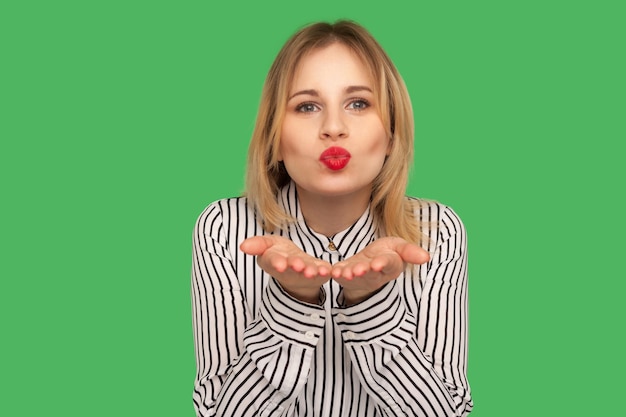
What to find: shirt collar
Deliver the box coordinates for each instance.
[277,181,378,259]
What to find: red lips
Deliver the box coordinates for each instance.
[319,146,351,171]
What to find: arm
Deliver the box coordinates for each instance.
[331,207,472,416]
[191,203,326,417]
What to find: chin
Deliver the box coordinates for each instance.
[302,181,373,199]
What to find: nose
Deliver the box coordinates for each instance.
[320,107,348,140]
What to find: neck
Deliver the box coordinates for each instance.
[296,186,371,237]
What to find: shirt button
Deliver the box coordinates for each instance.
[345,331,355,340]
[336,313,346,321]
[305,331,315,339]
[310,313,320,321]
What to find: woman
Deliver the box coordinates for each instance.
[191,21,472,417]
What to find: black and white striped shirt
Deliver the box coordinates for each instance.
[191,182,472,416]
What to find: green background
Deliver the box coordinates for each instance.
[2,0,624,415]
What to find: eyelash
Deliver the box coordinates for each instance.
[295,102,319,113]
[347,98,370,111]
[294,98,371,113]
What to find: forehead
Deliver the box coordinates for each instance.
[290,42,374,91]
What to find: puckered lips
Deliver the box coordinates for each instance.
[319,146,351,171]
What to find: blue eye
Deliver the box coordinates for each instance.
[296,102,319,113]
[348,99,370,111]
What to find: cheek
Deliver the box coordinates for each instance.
[366,128,391,156]
[278,121,295,161]
[277,136,294,160]
[277,135,302,163]
[280,119,315,157]
[355,117,389,151]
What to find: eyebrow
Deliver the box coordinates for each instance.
[288,85,373,101]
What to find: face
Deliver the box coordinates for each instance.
[278,42,389,203]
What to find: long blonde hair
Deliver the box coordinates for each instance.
[245,20,421,243]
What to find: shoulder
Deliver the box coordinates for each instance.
[193,196,256,236]
[406,197,467,245]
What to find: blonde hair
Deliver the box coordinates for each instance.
[245,20,421,243]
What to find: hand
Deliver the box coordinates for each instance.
[331,237,430,305]
[240,236,332,304]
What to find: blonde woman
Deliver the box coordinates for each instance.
[191,21,472,417]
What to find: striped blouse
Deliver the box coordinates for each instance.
[191,182,472,416]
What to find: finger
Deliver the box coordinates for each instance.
[395,241,430,265]
[351,261,370,277]
[331,263,345,279]
[287,255,306,273]
[370,254,395,273]
[267,252,288,273]
[336,264,356,280]
[302,264,319,278]
[316,263,331,277]
[240,236,275,255]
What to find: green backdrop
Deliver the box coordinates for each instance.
[2,0,624,416]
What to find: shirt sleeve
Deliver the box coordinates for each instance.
[191,203,326,417]
[332,207,472,416]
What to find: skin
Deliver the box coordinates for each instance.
[240,43,430,305]
[278,42,390,235]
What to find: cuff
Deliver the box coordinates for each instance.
[332,281,415,345]
[259,278,326,348]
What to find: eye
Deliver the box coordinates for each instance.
[347,98,370,111]
[295,102,320,113]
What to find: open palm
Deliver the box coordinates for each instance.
[331,237,430,305]
[240,235,332,304]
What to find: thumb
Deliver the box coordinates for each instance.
[240,236,275,255]
[396,241,430,265]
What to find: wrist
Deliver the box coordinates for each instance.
[342,287,381,306]
[283,286,323,305]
